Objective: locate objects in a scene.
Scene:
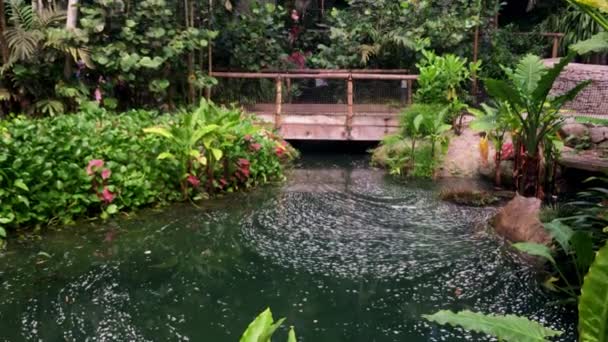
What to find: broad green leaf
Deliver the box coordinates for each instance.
[189,150,201,158]
[532,51,576,103]
[413,114,423,132]
[258,317,286,342]
[157,152,175,160]
[37,251,52,258]
[571,231,594,273]
[513,54,546,95]
[239,308,274,342]
[14,179,29,191]
[572,32,608,54]
[143,127,173,139]
[211,148,223,161]
[485,79,525,109]
[139,56,164,69]
[106,204,118,214]
[287,327,297,342]
[0,213,15,224]
[423,310,562,342]
[0,227,6,238]
[579,242,608,342]
[512,242,556,264]
[544,220,574,253]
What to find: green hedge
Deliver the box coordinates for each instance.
[0,102,294,239]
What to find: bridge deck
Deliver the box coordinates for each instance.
[243,103,402,141]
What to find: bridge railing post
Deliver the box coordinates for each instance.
[275,76,282,130]
[346,74,353,139]
[407,79,413,105]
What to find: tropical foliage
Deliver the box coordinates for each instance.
[425,240,608,341]
[0,101,295,246]
[483,52,590,197]
[240,308,297,342]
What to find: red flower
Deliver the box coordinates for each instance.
[87,159,104,176]
[101,187,114,204]
[250,143,262,152]
[244,134,253,142]
[287,51,307,69]
[187,174,200,187]
[101,168,112,180]
[219,178,228,188]
[237,158,250,167]
[275,146,285,157]
[501,143,514,160]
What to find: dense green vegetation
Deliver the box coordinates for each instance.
[0,100,296,246]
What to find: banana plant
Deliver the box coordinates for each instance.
[143,100,222,199]
[240,308,297,342]
[469,101,520,186]
[484,52,591,197]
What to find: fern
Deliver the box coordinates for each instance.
[579,242,608,342]
[423,310,562,342]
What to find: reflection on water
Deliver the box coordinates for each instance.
[0,155,575,341]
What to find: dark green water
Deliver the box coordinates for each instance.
[0,156,575,341]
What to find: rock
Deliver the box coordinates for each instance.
[598,140,608,150]
[589,126,608,144]
[559,123,589,147]
[491,195,552,245]
[479,160,514,187]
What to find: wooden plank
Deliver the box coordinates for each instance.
[279,123,348,140]
[350,125,399,141]
[352,115,399,127]
[560,154,608,172]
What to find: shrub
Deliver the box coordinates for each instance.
[0,101,295,242]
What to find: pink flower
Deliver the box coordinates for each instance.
[87,159,104,176]
[291,9,299,22]
[250,143,262,152]
[237,158,250,167]
[101,169,112,180]
[101,187,114,204]
[187,174,200,187]
[501,143,514,160]
[275,146,285,157]
[244,134,253,142]
[94,88,102,103]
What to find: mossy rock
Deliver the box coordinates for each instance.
[439,189,500,207]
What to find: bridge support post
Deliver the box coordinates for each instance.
[346,75,353,140]
[275,76,282,130]
[407,79,413,105]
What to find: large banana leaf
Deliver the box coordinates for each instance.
[579,242,608,342]
[513,242,556,265]
[423,310,562,342]
[239,308,295,342]
[512,54,547,96]
[531,51,576,107]
[572,32,608,54]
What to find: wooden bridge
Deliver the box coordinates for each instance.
[211,70,418,141]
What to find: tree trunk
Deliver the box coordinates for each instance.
[494,151,502,187]
[0,0,10,64]
[63,0,79,79]
[520,153,541,197]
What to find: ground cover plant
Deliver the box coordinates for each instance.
[0,100,296,247]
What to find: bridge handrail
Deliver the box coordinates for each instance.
[210,71,419,137]
[210,71,419,80]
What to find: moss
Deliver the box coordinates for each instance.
[439,189,500,207]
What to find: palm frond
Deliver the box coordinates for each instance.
[36,7,66,28]
[4,27,42,60]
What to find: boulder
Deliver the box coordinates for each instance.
[589,126,608,144]
[559,123,589,147]
[491,195,552,245]
[479,160,514,187]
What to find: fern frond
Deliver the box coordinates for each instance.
[5,27,42,60]
[8,0,34,30]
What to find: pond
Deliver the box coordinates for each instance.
[0,155,576,341]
